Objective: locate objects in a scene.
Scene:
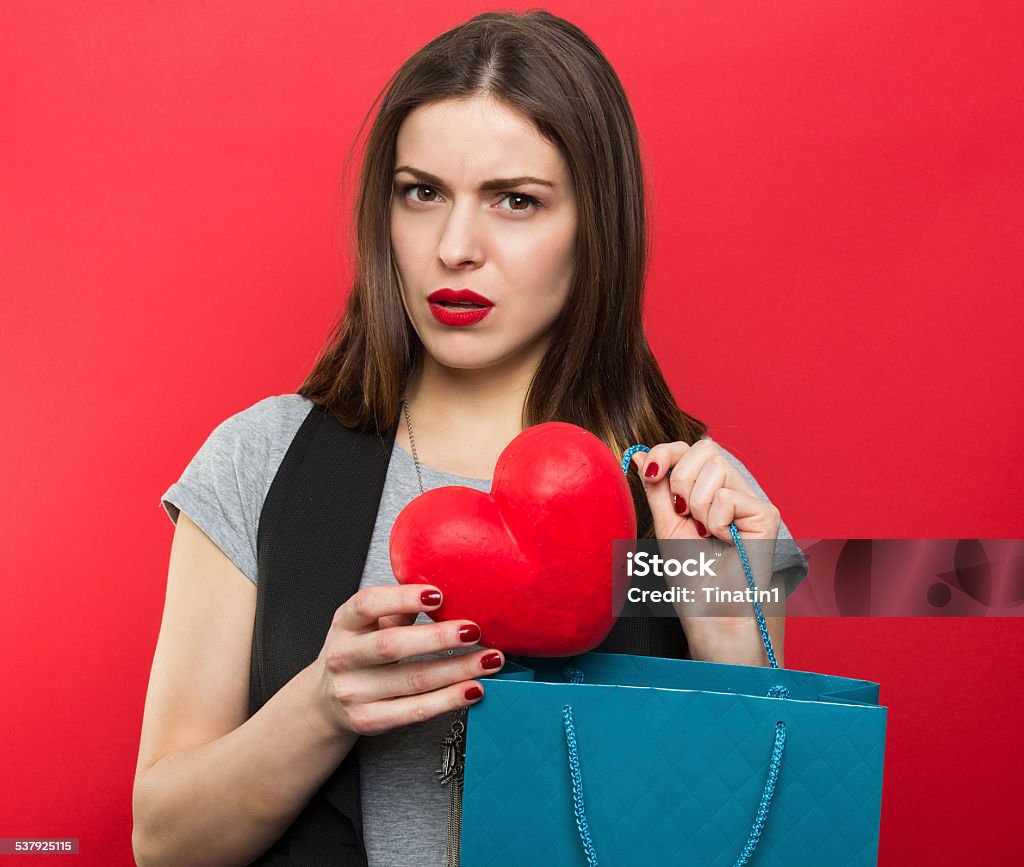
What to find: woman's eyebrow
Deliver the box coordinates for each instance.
[393,165,556,190]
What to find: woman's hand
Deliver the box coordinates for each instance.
[630,439,783,665]
[310,584,504,737]
[630,439,781,543]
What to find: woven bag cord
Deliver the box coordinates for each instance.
[559,443,792,867]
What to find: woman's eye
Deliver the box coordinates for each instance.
[404,184,439,203]
[400,184,540,215]
[499,193,541,214]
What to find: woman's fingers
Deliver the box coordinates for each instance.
[377,611,420,630]
[332,583,444,633]
[706,488,780,541]
[327,583,503,698]
[632,440,761,539]
[632,441,699,539]
[630,440,690,484]
[316,584,504,737]
[347,647,505,706]
[344,680,487,736]
[338,618,487,669]
[686,453,733,526]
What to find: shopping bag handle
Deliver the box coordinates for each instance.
[621,444,780,668]
[549,445,793,866]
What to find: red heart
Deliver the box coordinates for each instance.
[389,421,636,656]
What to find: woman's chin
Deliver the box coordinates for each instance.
[428,353,500,372]
[419,341,513,373]
[417,328,551,375]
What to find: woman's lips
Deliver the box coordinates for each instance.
[428,287,494,306]
[428,300,493,326]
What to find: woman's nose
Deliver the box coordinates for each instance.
[437,201,485,268]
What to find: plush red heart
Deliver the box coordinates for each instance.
[389,421,636,656]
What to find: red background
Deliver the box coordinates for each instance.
[2,1,1022,864]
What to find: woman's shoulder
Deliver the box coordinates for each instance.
[185,392,316,502]
[185,393,315,477]
[159,393,316,584]
[215,392,315,440]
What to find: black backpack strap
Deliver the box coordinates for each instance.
[249,403,399,865]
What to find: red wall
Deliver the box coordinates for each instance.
[2,2,1021,863]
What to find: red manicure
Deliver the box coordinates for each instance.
[644,461,660,479]
[672,493,687,515]
[694,519,708,538]
[421,589,442,606]
[465,686,483,701]
[481,652,503,670]
[459,624,482,643]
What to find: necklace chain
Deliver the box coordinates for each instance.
[400,396,448,659]
[402,396,466,865]
[401,397,425,496]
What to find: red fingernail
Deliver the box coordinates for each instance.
[465,686,483,701]
[644,461,660,479]
[694,519,708,537]
[672,493,687,515]
[481,652,503,670]
[459,624,481,643]
[421,590,442,606]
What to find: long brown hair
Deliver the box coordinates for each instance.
[298,9,707,536]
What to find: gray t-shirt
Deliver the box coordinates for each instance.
[160,393,808,866]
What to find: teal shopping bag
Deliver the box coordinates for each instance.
[451,444,887,866]
[461,651,886,866]
[456,536,885,865]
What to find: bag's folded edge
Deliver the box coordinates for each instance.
[483,677,888,711]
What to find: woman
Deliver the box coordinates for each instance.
[133,10,808,866]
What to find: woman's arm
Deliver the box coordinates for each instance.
[134,512,502,867]
[132,512,358,867]
[630,440,789,668]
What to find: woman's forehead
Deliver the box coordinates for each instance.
[394,96,568,186]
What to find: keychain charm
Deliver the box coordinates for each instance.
[436,709,467,785]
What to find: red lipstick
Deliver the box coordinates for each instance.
[427,287,494,327]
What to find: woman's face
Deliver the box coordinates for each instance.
[390,95,578,375]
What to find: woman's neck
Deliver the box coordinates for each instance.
[398,357,533,480]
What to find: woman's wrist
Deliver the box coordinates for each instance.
[681,616,773,666]
[298,660,361,749]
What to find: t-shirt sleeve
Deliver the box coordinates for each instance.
[705,437,809,598]
[159,395,307,585]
